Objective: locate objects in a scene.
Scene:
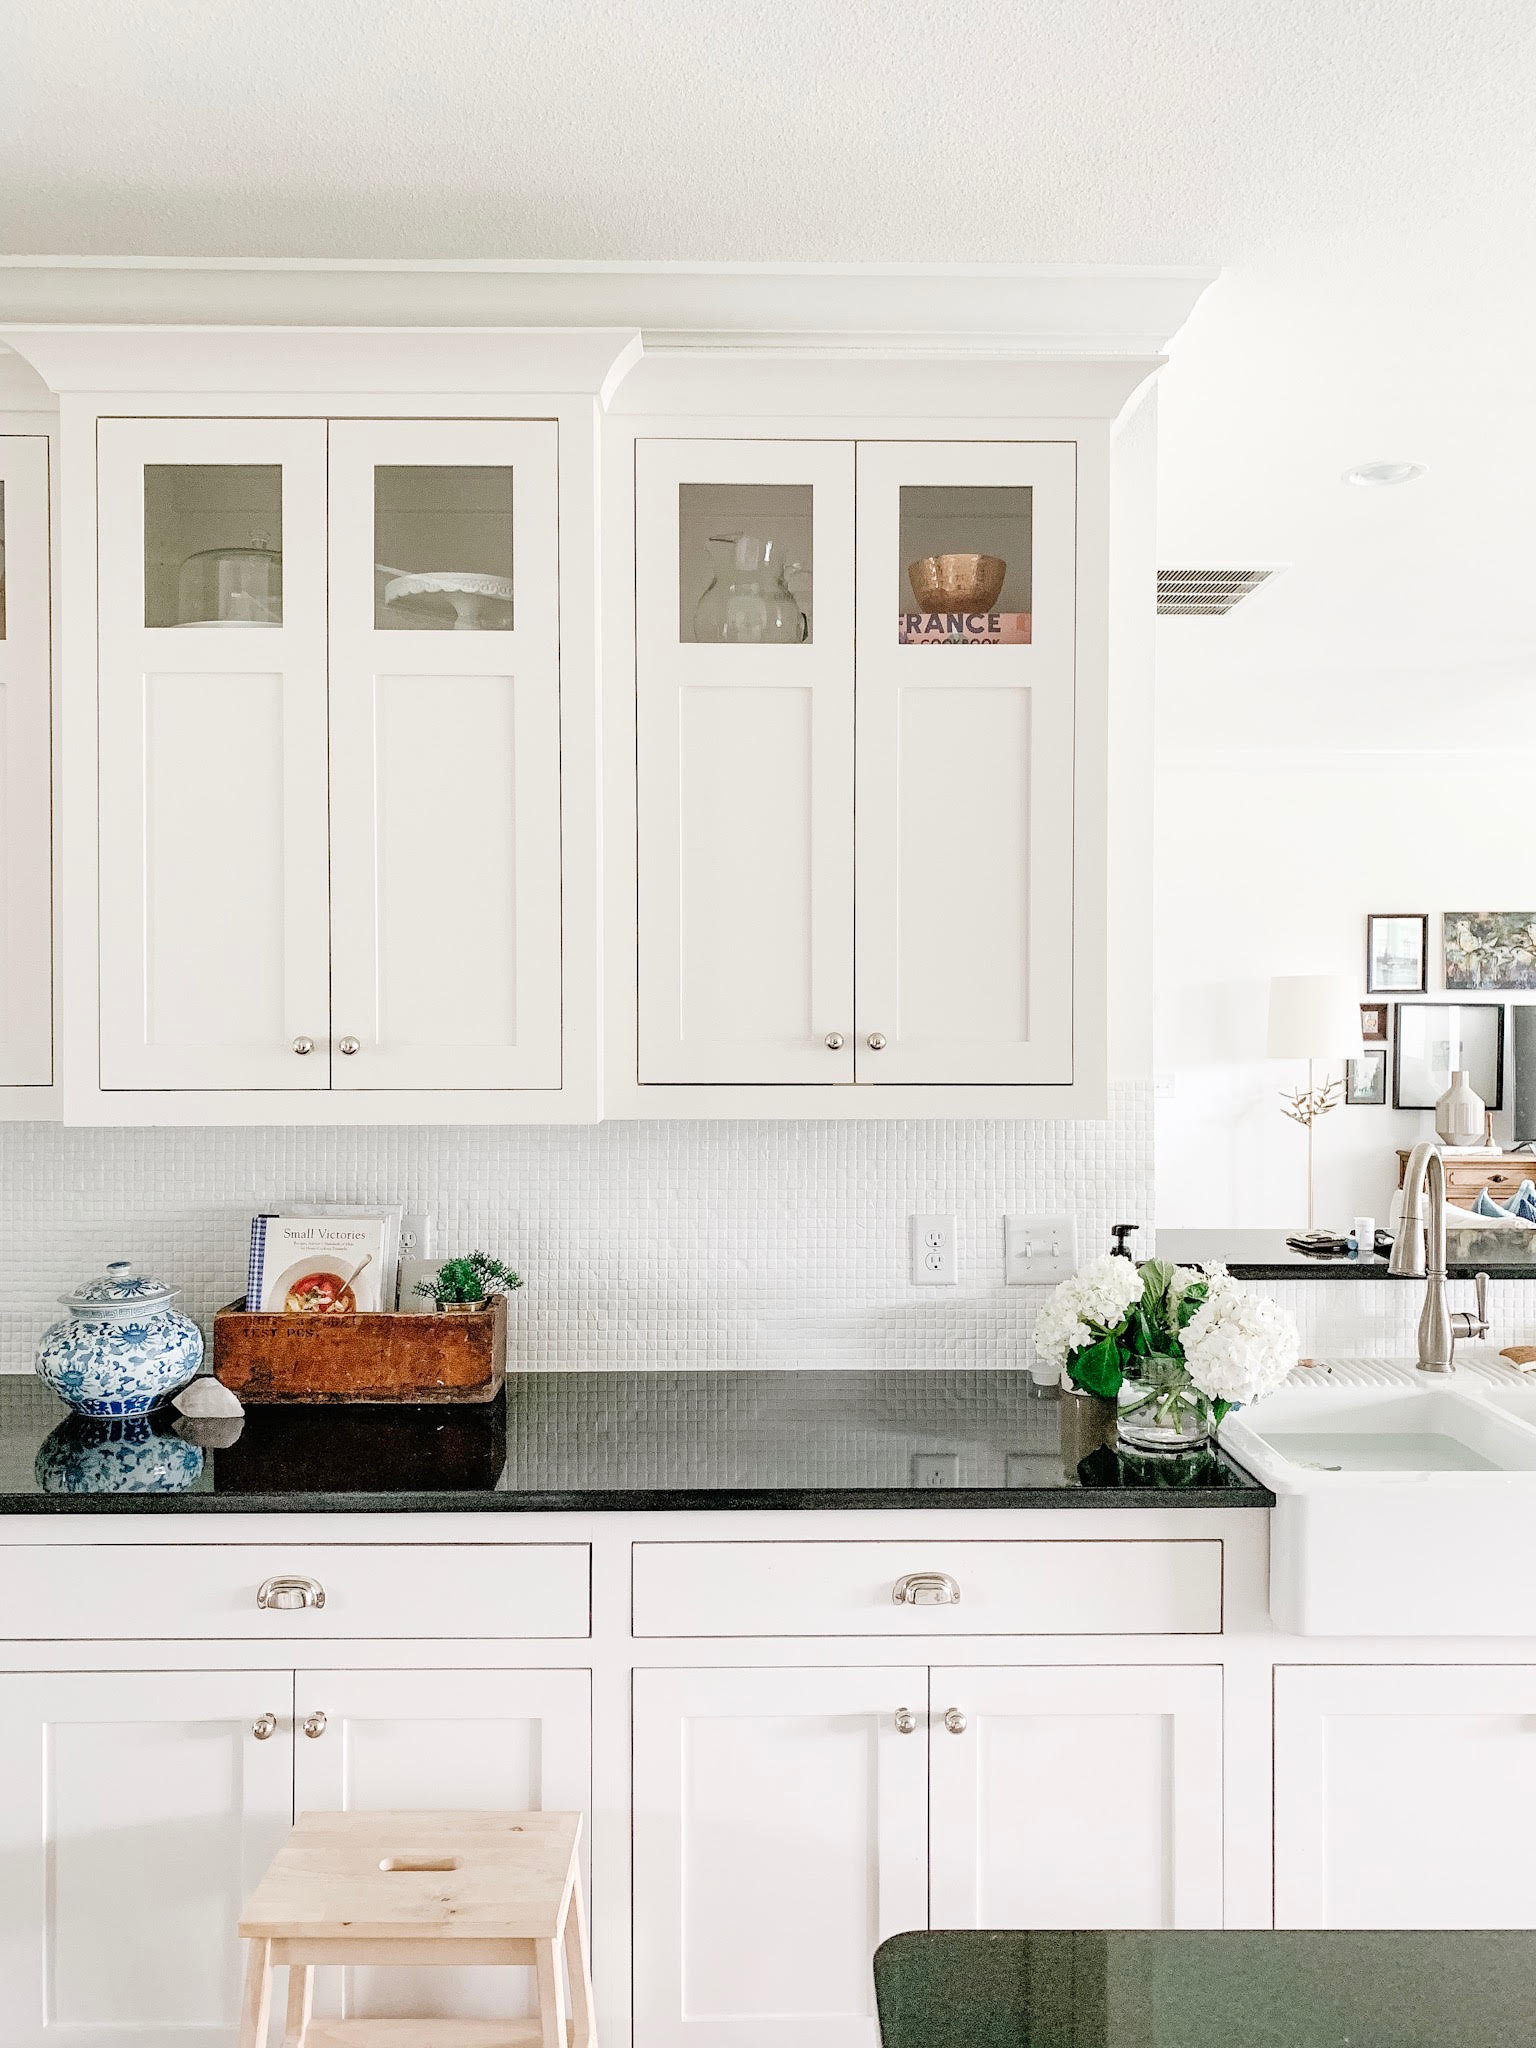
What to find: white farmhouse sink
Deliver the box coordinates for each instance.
[1219,1374,1536,1636]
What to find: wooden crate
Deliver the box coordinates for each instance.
[213,1295,506,1405]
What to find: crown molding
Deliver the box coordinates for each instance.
[0,259,1216,360]
[0,324,645,400]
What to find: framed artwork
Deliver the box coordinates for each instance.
[1359,1002,1389,1043]
[1345,1049,1388,1105]
[1444,912,1536,992]
[1367,913,1429,994]
[1392,1002,1505,1110]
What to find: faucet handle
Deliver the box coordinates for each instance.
[1475,1270,1491,1336]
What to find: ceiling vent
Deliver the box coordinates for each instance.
[1156,566,1281,617]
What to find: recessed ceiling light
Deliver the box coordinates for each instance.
[1343,460,1427,488]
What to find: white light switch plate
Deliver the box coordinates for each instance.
[1005,1213,1077,1285]
[909,1214,957,1285]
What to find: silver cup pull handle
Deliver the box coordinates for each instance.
[256,1574,326,1612]
[891,1571,961,1607]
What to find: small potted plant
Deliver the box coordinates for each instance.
[414,1250,523,1316]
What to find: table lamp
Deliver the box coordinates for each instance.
[1267,975,1363,1237]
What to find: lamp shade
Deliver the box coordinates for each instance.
[1266,975,1363,1061]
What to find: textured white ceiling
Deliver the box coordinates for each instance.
[5,0,1534,736]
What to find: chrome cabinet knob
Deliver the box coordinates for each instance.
[291,1036,315,1056]
[944,1706,967,1736]
[866,1032,888,1051]
[251,1712,278,1741]
[302,1710,328,1740]
[892,1571,961,1607]
[338,1035,361,1056]
[256,1574,326,1612]
[824,1032,846,1050]
[894,1707,918,1735]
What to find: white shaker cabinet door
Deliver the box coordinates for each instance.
[0,1668,294,2048]
[633,1666,927,2048]
[0,434,53,1088]
[96,417,331,1089]
[1275,1664,1536,1928]
[928,1666,1224,1930]
[292,1667,590,2027]
[328,421,563,1090]
[636,440,855,1085]
[853,441,1077,1085]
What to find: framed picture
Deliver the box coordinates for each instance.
[1367,913,1429,994]
[1392,1002,1505,1110]
[1444,912,1536,992]
[1359,1002,1389,1043]
[1345,1049,1388,1105]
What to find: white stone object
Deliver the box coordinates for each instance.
[172,1374,244,1418]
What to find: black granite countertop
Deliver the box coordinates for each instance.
[0,1370,1272,1513]
[1159,1228,1536,1281]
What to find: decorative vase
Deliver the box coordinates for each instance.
[1114,1355,1215,1454]
[692,535,808,643]
[1435,1069,1485,1148]
[437,1298,486,1315]
[35,1262,204,1417]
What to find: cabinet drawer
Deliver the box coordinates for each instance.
[0,1543,591,1640]
[632,1539,1222,1637]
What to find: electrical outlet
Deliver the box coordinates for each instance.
[911,1451,959,1487]
[1005,1213,1078,1285]
[909,1214,957,1285]
[400,1212,433,1259]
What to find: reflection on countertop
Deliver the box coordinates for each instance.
[0,1370,1272,1513]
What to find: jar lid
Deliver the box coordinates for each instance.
[62,1261,178,1313]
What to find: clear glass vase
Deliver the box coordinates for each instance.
[1115,1355,1215,1454]
[692,535,808,643]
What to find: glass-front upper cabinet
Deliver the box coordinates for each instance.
[96,418,331,1093]
[854,441,1077,1087]
[635,440,856,1086]
[326,419,562,1093]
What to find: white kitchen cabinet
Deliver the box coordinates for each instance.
[622,427,1092,1111]
[89,411,575,1113]
[1274,1664,1536,1928]
[0,1668,295,2048]
[328,421,563,1092]
[96,417,333,1091]
[632,1666,929,2048]
[293,1667,590,2028]
[853,443,1076,1085]
[0,430,54,1094]
[632,1660,1218,2048]
[927,1665,1224,1930]
[636,439,856,1085]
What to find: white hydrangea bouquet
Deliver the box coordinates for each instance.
[1034,1256,1299,1453]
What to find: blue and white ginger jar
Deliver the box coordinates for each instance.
[35,1261,204,1417]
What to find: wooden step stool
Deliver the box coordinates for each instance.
[236,1809,595,2048]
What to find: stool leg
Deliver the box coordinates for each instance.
[281,1963,314,2046]
[237,1938,273,2048]
[563,1878,597,2048]
[537,1935,570,2048]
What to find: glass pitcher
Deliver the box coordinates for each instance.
[692,534,808,644]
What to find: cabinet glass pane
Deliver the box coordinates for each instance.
[374,464,514,630]
[144,464,282,627]
[680,482,813,643]
[898,483,1032,645]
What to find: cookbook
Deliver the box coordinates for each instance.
[246,1214,389,1314]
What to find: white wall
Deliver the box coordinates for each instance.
[1154,745,1536,1230]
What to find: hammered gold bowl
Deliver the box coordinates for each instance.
[907,552,1007,611]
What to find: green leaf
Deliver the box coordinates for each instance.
[1068,1335,1125,1398]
